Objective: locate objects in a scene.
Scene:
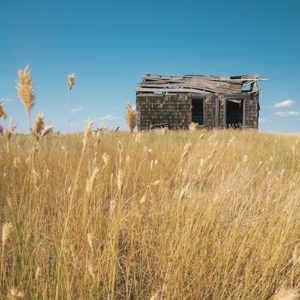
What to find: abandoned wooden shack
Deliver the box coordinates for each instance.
[136,73,260,130]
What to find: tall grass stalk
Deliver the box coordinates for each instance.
[67,73,75,133]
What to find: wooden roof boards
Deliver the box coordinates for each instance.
[136,73,260,95]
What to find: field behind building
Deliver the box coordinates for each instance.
[1,130,300,299]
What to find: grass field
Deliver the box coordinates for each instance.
[1,129,300,299]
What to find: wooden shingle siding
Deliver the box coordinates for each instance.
[136,74,260,130]
[218,97,225,128]
[244,94,259,129]
[137,94,192,130]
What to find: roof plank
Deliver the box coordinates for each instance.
[137,73,260,95]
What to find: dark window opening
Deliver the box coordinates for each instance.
[192,99,204,125]
[226,100,243,128]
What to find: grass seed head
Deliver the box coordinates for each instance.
[16,65,34,113]
[41,125,53,138]
[102,153,110,166]
[32,113,45,138]
[13,157,21,168]
[7,289,24,300]
[2,222,13,246]
[35,266,41,281]
[140,195,146,204]
[189,122,198,132]
[152,180,161,186]
[6,118,16,140]
[126,104,136,133]
[181,142,192,160]
[83,120,93,150]
[150,292,159,300]
[0,102,7,120]
[273,288,299,300]
[87,233,94,251]
[67,73,76,90]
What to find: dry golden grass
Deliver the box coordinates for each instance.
[0,129,300,299]
[67,73,76,91]
[0,102,7,121]
[16,65,34,129]
[189,122,198,132]
[6,118,16,140]
[126,104,136,133]
[32,113,45,139]
[40,126,53,139]
[31,114,53,141]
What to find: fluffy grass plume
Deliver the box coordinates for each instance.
[67,73,76,132]
[189,122,198,132]
[40,125,53,138]
[31,113,52,140]
[7,289,24,300]
[1,222,13,246]
[0,130,300,299]
[0,102,7,121]
[67,73,75,91]
[273,288,300,300]
[6,118,16,140]
[16,65,34,129]
[32,113,45,139]
[126,104,136,133]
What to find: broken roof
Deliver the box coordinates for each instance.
[136,73,260,95]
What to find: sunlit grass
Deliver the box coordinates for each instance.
[0,129,300,299]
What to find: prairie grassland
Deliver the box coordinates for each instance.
[0,129,300,299]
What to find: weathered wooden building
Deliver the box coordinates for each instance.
[136,73,260,130]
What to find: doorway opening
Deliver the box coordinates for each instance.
[192,99,204,125]
[226,100,243,128]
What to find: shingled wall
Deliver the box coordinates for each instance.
[244,94,259,129]
[204,96,216,128]
[136,93,259,130]
[136,94,192,130]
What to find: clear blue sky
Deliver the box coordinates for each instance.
[0,0,300,133]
